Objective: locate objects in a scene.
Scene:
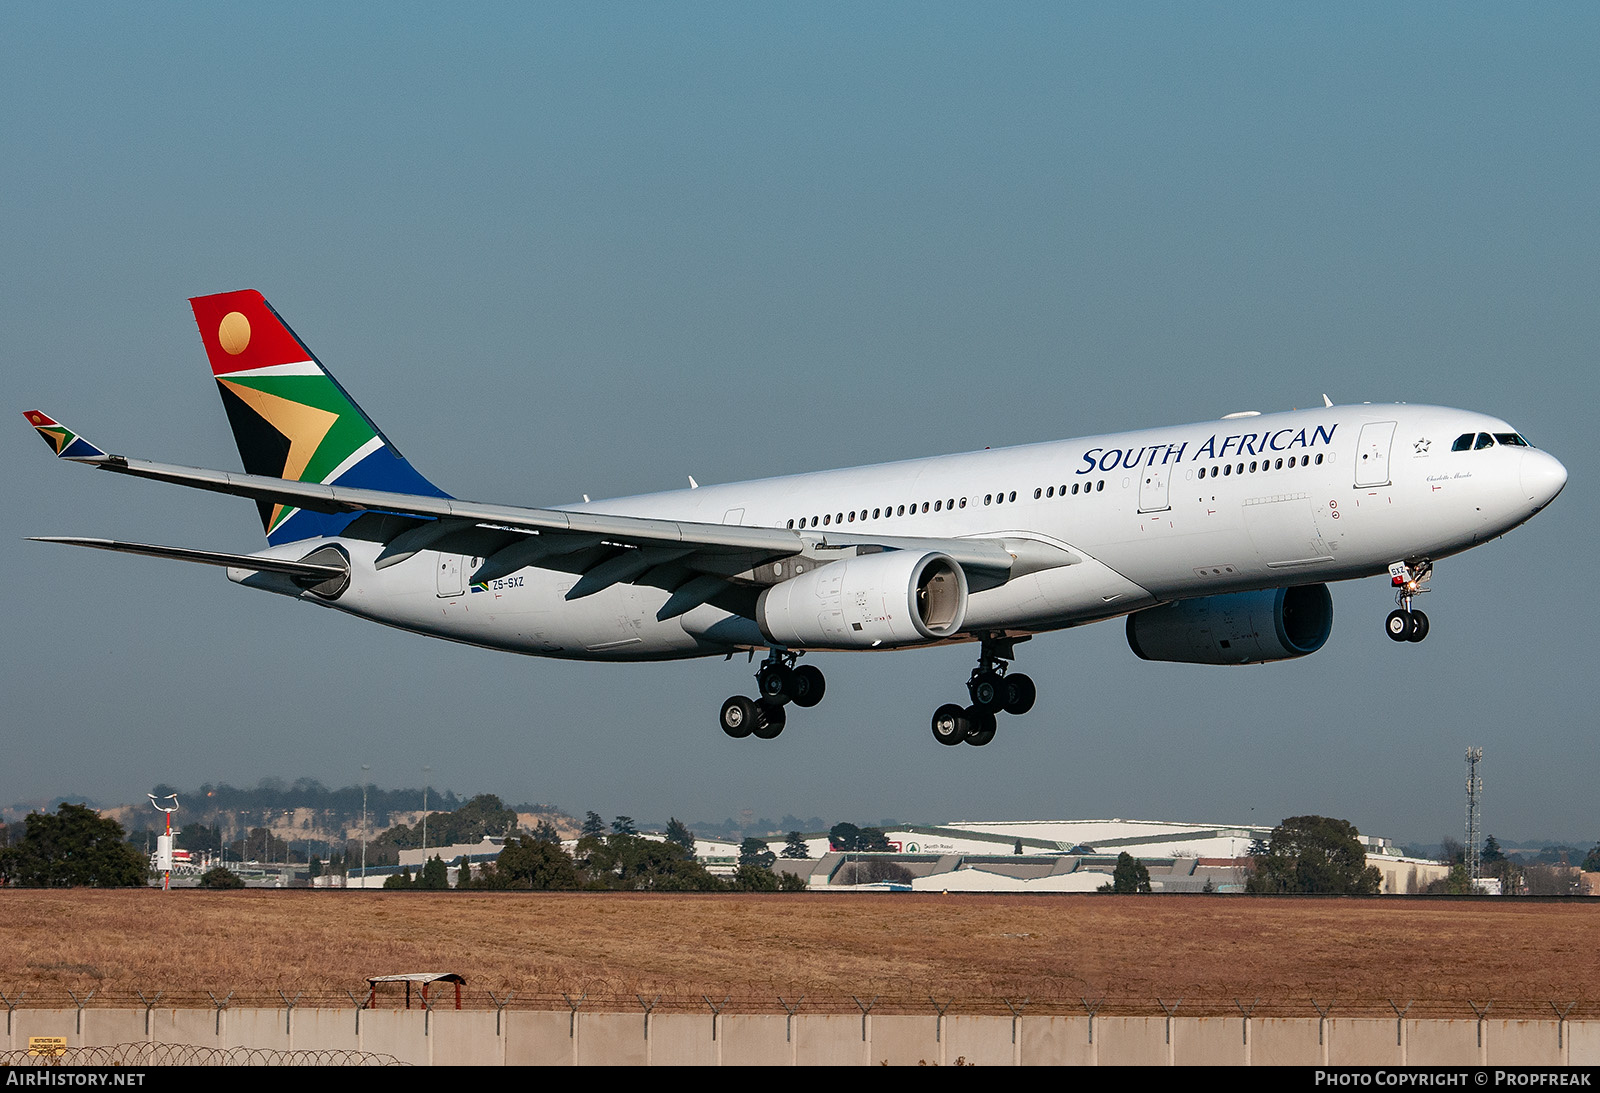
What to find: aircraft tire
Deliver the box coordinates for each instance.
[1407,610,1430,642]
[968,672,1006,714]
[1385,610,1412,642]
[788,665,826,708]
[964,709,997,746]
[752,701,786,739]
[758,666,791,702]
[931,703,969,746]
[1001,674,1037,716]
[720,696,757,739]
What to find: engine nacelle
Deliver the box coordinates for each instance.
[757,550,968,650]
[1126,584,1333,665]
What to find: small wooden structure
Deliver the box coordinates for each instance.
[365,972,466,1010]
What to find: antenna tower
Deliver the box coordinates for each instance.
[1464,747,1483,880]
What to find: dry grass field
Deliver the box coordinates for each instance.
[2,890,1594,1018]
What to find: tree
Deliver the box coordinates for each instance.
[581,811,607,838]
[1581,844,1600,873]
[377,794,517,851]
[0,804,148,887]
[739,838,776,870]
[1482,835,1505,865]
[582,833,721,891]
[1100,852,1152,894]
[781,831,810,859]
[178,823,222,854]
[829,823,894,853]
[665,818,696,853]
[531,819,562,845]
[416,855,449,890]
[198,866,244,889]
[1245,816,1382,895]
[611,815,638,836]
[728,862,781,891]
[1423,862,1473,895]
[495,836,580,890]
[384,867,415,889]
[828,822,862,851]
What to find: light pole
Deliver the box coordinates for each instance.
[361,764,370,887]
[422,766,432,855]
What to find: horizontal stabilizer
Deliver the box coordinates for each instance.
[27,537,348,580]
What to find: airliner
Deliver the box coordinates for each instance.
[26,290,1567,747]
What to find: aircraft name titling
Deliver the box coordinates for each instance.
[1077,423,1338,475]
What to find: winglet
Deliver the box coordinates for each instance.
[23,410,109,460]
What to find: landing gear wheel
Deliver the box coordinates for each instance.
[968,671,1006,714]
[964,708,997,746]
[720,696,757,738]
[1001,674,1036,716]
[931,703,969,746]
[1385,610,1411,642]
[752,701,786,739]
[758,666,791,702]
[787,664,826,708]
[1407,610,1430,643]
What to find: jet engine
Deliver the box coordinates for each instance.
[1125,583,1333,665]
[756,549,968,650]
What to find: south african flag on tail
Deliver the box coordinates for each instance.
[188,290,450,545]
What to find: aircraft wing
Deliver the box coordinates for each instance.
[27,413,1058,615]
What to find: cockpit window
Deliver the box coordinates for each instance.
[1452,433,1474,452]
[1494,433,1530,447]
[1473,432,1495,450]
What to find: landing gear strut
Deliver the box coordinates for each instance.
[719,648,824,740]
[931,636,1035,747]
[1385,559,1432,643]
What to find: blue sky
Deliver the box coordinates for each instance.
[3,5,1595,846]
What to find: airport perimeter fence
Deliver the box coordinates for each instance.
[2,988,1597,1065]
[2,986,1597,1020]
[0,1044,405,1066]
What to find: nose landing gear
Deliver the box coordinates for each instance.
[1385,559,1432,643]
[719,649,824,740]
[931,636,1035,747]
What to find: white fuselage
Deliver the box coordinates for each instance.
[238,403,1565,661]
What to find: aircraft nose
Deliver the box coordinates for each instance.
[1520,450,1568,508]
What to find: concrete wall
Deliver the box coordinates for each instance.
[2,1006,1594,1065]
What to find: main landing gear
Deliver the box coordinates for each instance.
[931,637,1036,748]
[1385,559,1433,643]
[719,649,825,741]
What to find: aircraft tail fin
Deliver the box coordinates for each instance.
[188,290,449,544]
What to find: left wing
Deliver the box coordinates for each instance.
[26,412,1061,617]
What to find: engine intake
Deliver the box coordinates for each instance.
[757,550,968,650]
[1126,583,1333,665]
